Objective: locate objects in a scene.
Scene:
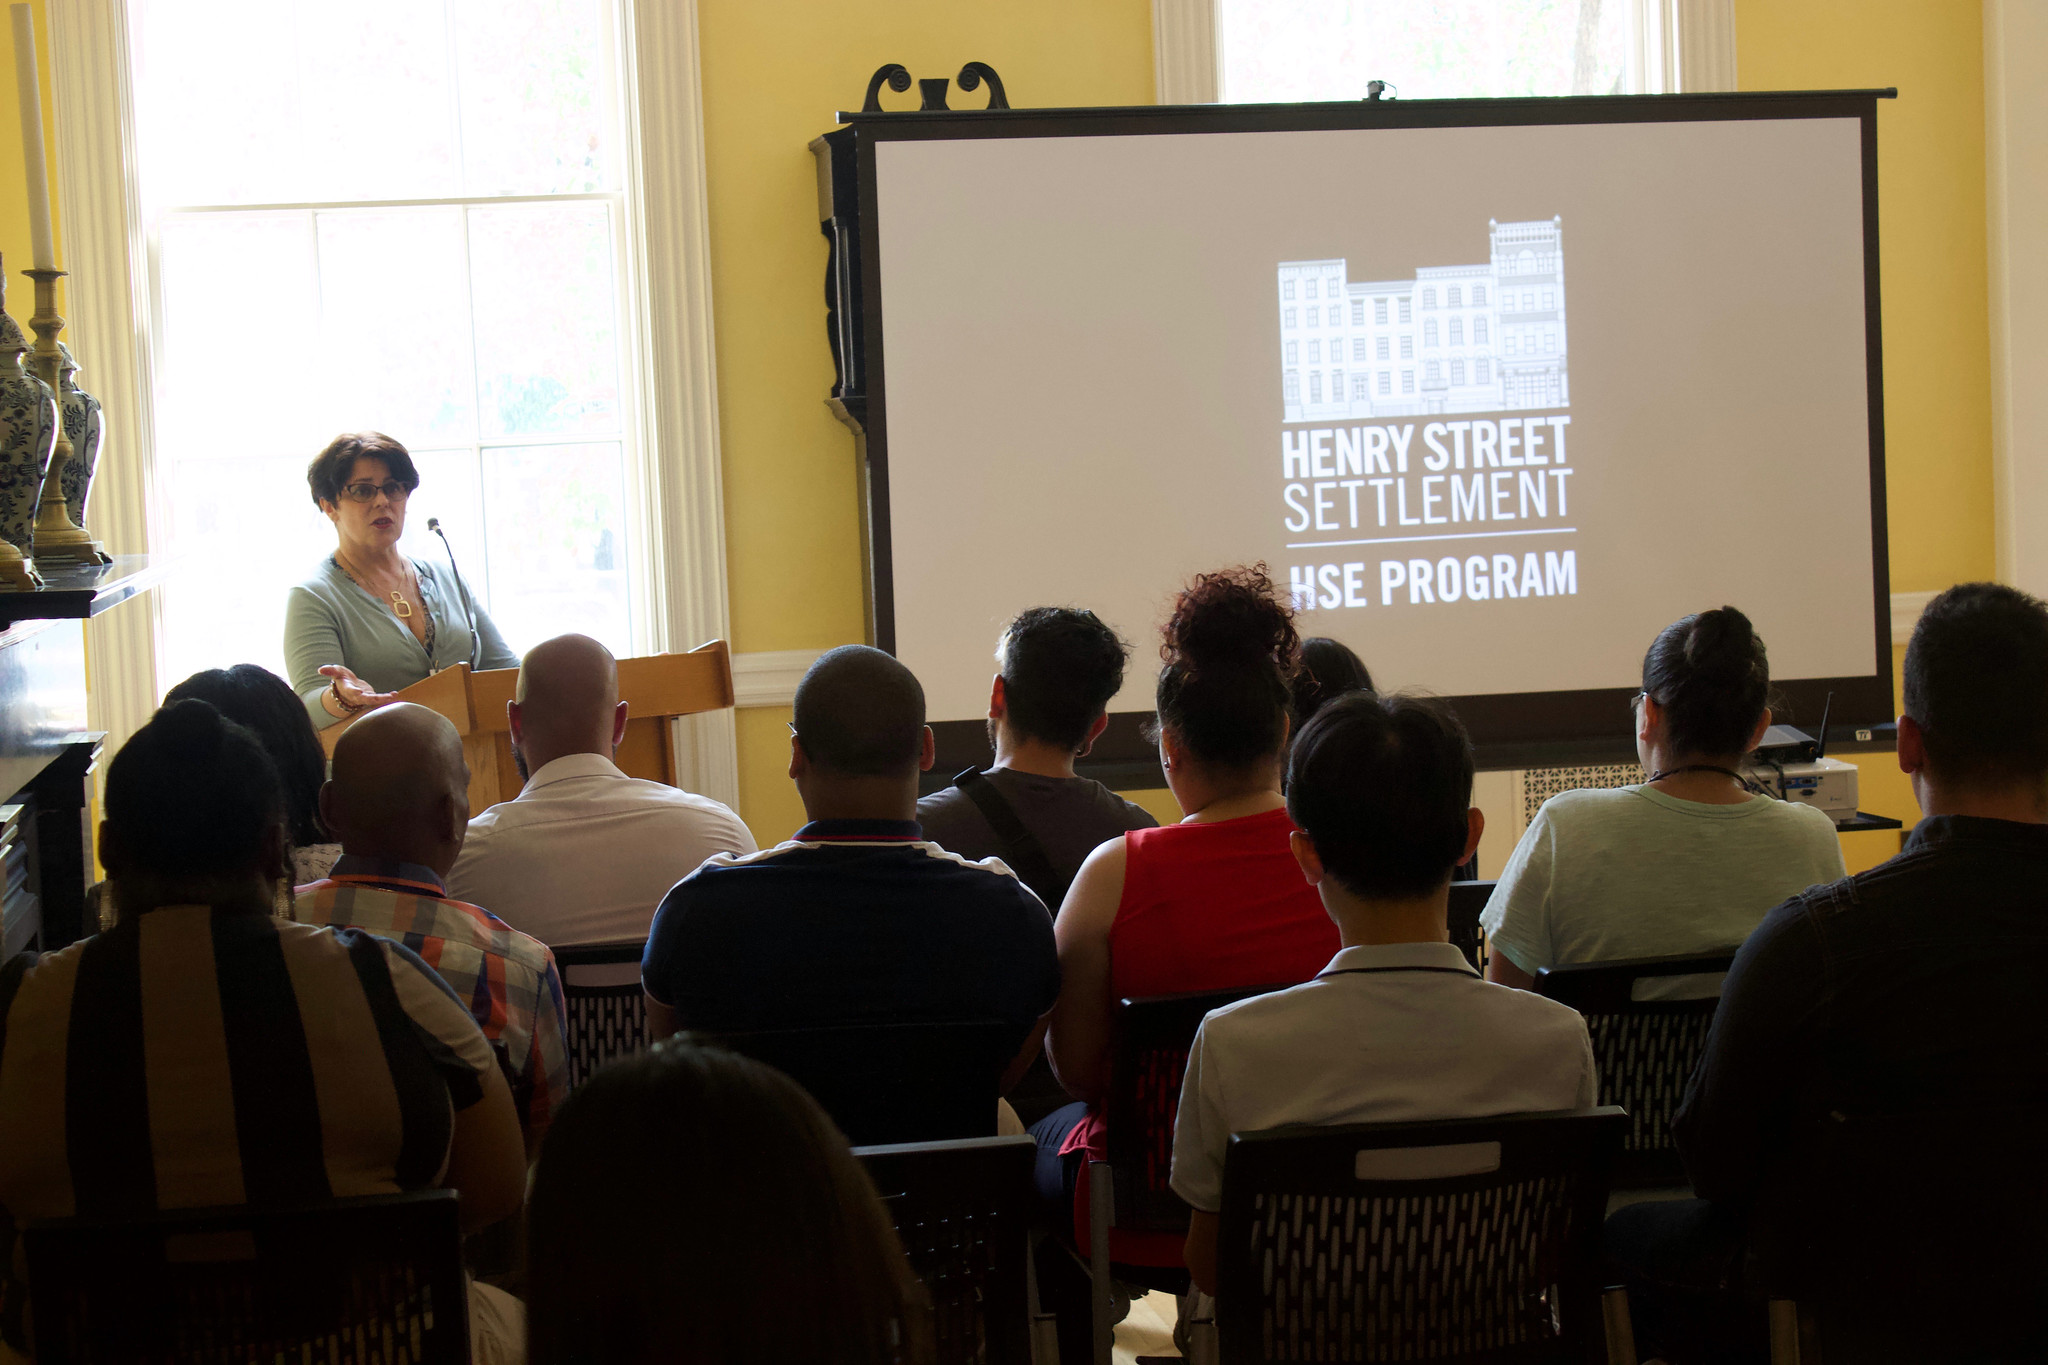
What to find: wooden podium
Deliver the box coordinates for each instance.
[319,640,736,815]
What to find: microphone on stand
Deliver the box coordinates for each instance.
[427,517,484,670]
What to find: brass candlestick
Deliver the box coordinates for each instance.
[23,269,110,566]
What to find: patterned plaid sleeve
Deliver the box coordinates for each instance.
[522,949,571,1146]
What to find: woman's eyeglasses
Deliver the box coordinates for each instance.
[340,480,410,504]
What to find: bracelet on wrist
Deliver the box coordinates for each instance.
[330,679,366,716]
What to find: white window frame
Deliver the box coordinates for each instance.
[49,0,738,807]
[1153,0,1737,105]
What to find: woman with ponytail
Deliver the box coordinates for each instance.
[1481,606,1846,993]
[1032,566,1339,1351]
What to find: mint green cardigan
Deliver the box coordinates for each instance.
[284,556,518,728]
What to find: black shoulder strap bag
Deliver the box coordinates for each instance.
[952,767,1072,910]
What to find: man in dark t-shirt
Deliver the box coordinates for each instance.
[917,608,1155,1126]
[917,606,1157,907]
[643,646,1059,1124]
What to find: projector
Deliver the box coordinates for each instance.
[1754,724,1820,765]
[1743,756,1860,824]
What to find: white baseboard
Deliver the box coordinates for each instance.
[731,648,824,708]
[1891,589,1938,640]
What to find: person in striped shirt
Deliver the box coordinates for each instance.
[296,703,570,1152]
[0,699,527,1360]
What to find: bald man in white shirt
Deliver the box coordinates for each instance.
[447,634,756,947]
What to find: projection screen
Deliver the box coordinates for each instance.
[838,92,1891,773]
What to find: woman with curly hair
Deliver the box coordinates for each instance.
[1032,565,1340,1355]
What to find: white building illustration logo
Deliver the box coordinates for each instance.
[1279,218,1569,423]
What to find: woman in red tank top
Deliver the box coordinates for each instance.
[1033,567,1341,1325]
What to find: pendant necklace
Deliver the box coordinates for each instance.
[336,553,415,619]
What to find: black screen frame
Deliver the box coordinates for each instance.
[843,90,1895,780]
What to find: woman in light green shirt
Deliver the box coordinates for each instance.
[1481,606,1848,990]
[283,432,518,729]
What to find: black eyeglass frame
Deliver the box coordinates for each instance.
[340,480,412,504]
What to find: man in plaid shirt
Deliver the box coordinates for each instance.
[295,703,569,1151]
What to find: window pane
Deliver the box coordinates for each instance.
[157,453,334,690]
[1220,0,1629,103]
[469,203,622,437]
[396,448,490,610]
[478,442,630,655]
[134,0,461,207]
[451,0,613,195]
[157,213,322,463]
[317,209,478,446]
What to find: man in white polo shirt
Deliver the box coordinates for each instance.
[1170,690,1597,1293]
[447,634,756,947]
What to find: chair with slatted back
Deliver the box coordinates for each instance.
[24,1190,468,1365]
[717,1019,1014,1148]
[555,939,650,1089]
[1082,985,1291,1362]
[856,1134,1046,1365]
[1534,951,1738,1188]
[1446,878,1494,972]
[1214,1108,1634,1365]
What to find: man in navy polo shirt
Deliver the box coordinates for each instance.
[642,645,1061,1103]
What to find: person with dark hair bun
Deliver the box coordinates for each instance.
[1481,606,1845,994]
[1607,581,2048,1360]
[165,663,342,883]
[1033,566,1339,1356]
[526,1038,934,1365]
[1172,691,1594,1293]
[0,700,528,1362]
[1289,636,1375,731]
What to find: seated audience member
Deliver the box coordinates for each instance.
[1611,583,2048,1362]
[526,1038,933,1365]
[918,607,1157,1125]
[165,663,342,885]
[0,701,526,1363]
[918,607,1157,908]
[1035,566,1339,1352]
[1173,690,1596,1292]
[1289,635,1375,730]
[640,645,1058,1098]
[295,702,568,1150]
[447,633,756,946]
[1482,607,1845,992]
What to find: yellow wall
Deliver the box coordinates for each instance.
[0,1,60,317]
[1740,0,1994,596]
[1738,0,1994,864]
[699,0,1156,843]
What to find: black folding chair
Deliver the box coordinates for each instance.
[717,1018,1013,1147]
[1084,984,1292,1363]
[1214,1108,1634,1364]
[554,938,650,1089]
[1751,1104,2048,1363]
[24,1190,468,1365]
[1535,950,1737,1188]
[1446,878,1495,972]
[857,1134,1047,1365]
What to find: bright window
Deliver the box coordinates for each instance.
[1220,0,1632,103]
[133,0,641,691]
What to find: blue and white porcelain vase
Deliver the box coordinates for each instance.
[55,343,100,531]
[0,305,55,562]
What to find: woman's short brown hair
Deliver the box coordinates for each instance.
[306,431,420,509]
